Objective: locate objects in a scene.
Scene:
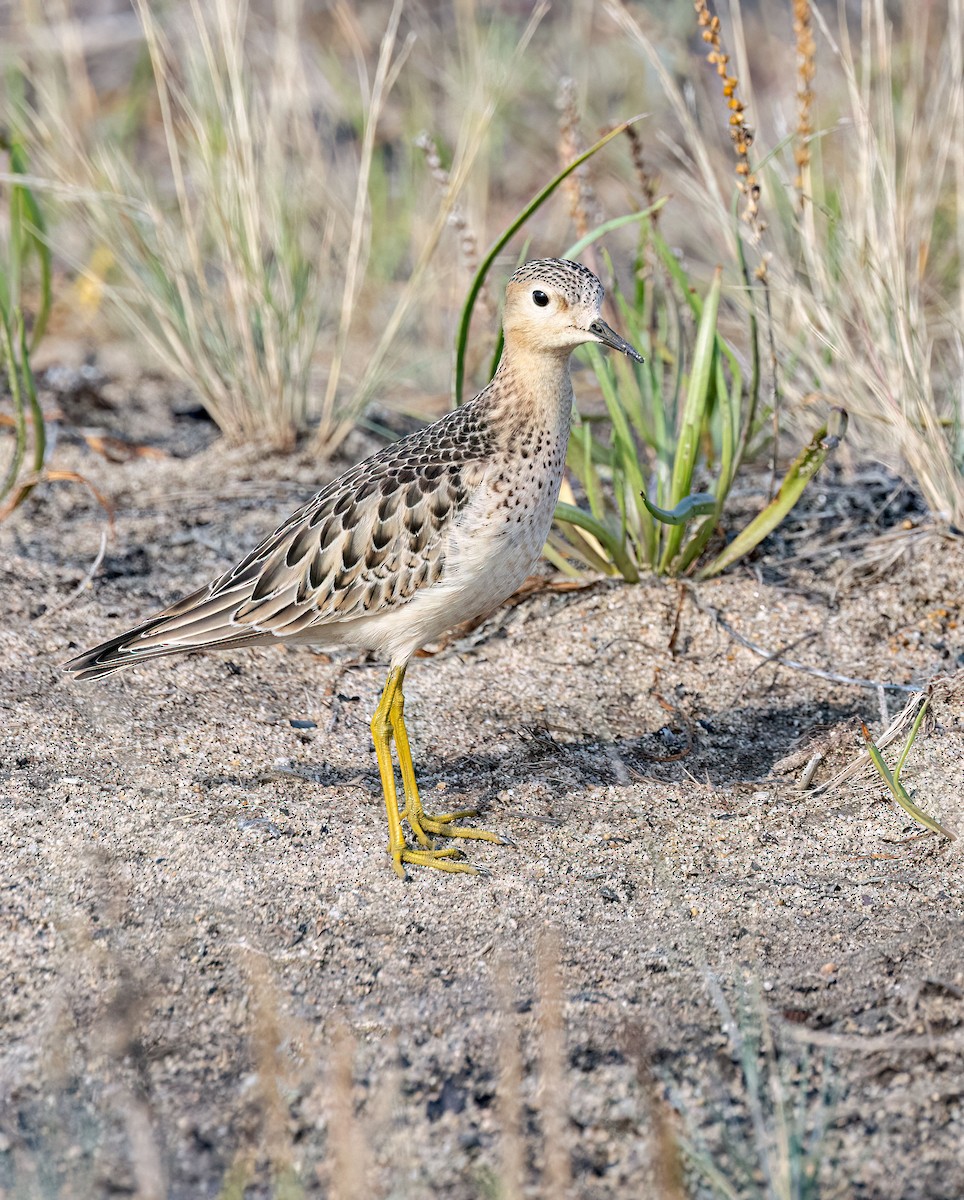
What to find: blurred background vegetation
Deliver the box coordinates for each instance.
[1,0,962,544]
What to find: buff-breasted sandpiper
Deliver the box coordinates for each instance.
[65,259,643,877]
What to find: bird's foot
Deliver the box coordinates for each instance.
[403,803,504,847]
[388,841,478,879]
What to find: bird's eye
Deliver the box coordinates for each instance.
[532,289,549,308]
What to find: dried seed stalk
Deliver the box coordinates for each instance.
[793,0,816,206]
[415,131,492,320]
[694,0,763,238]
[557,76,603,252]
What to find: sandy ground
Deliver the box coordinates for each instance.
[2,374,964,1199]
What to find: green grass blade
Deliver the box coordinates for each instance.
[650,228,744,488]
[861,721,956,840]
[9,186,24,321]
[659,266,722,571]
[585,344,646,497]
[597,246,649,441]
[894,698,929,783]
[0,307,46,512]
[583,341,651,563]
[454,116,644,405]
[610,451,632,553]
[547,528,617,577]
[486,240,530,381]
[9,141,53,349]
[724,356,745,472]
[553,501,639,582]
[649,223,704,320]
[697,409,848,579]
[562,201,665,261]
[19,314,46,475]
[646,349,671,505]
[543,536,592,579]
[715,355,735,497]
[642,491,717,525]
[663,302,685,482]
[0,310,27,502]
[731,219,762,480]
[673,356,744,576]
[568,419,606,523]
[669,266,721,505]
[673,510,719,576]
[613,289,655,443]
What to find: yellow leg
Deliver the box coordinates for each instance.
[370,665,477,878]
[387,670,503,848]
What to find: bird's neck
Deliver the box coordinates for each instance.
[480,347,575,444]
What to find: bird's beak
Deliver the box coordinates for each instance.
[588,318,644,363]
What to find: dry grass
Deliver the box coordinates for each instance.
[536,929,571,1196]
[495,956,526,1200]
[8,930,647,1197]
[20,0,353,450]
[8,919,851,1199]
[8,0,549,454]
[606,0,964,526]
[771,0,964,525]
[7,1,960,518]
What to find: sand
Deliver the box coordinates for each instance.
[2,373,963,1198]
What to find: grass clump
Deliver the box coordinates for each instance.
[674,975,840,1200]
[17,0,407,453]
[551,234,847,582]
[14,0,549,455]
[0,131,50,518]
[612,0,964,529]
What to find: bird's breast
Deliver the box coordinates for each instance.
[444,419,569,607]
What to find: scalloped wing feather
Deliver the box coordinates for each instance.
[74,407,492,671]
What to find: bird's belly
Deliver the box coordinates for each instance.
[317,463,562,664]
[431,464,562,624]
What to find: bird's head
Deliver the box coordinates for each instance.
[502,258,643,362]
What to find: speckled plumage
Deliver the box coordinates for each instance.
[68,404,496,673]
[66,259,642,876]
[509,256,604,307]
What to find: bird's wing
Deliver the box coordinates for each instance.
[116,411,492,651]
[63,404,496,678]
[218,461,480,632]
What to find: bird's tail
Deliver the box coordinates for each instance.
[63,583,267,680]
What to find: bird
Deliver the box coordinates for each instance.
[65,258,643,878]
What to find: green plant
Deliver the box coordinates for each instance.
[861,702,956,840]
[609,0,964,528]
[674,975,840,1200]
[458,189,845,581]
[0,306,45,519]
[551,231,846,580]
[0,128,114,541]
[0,129,51,517]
